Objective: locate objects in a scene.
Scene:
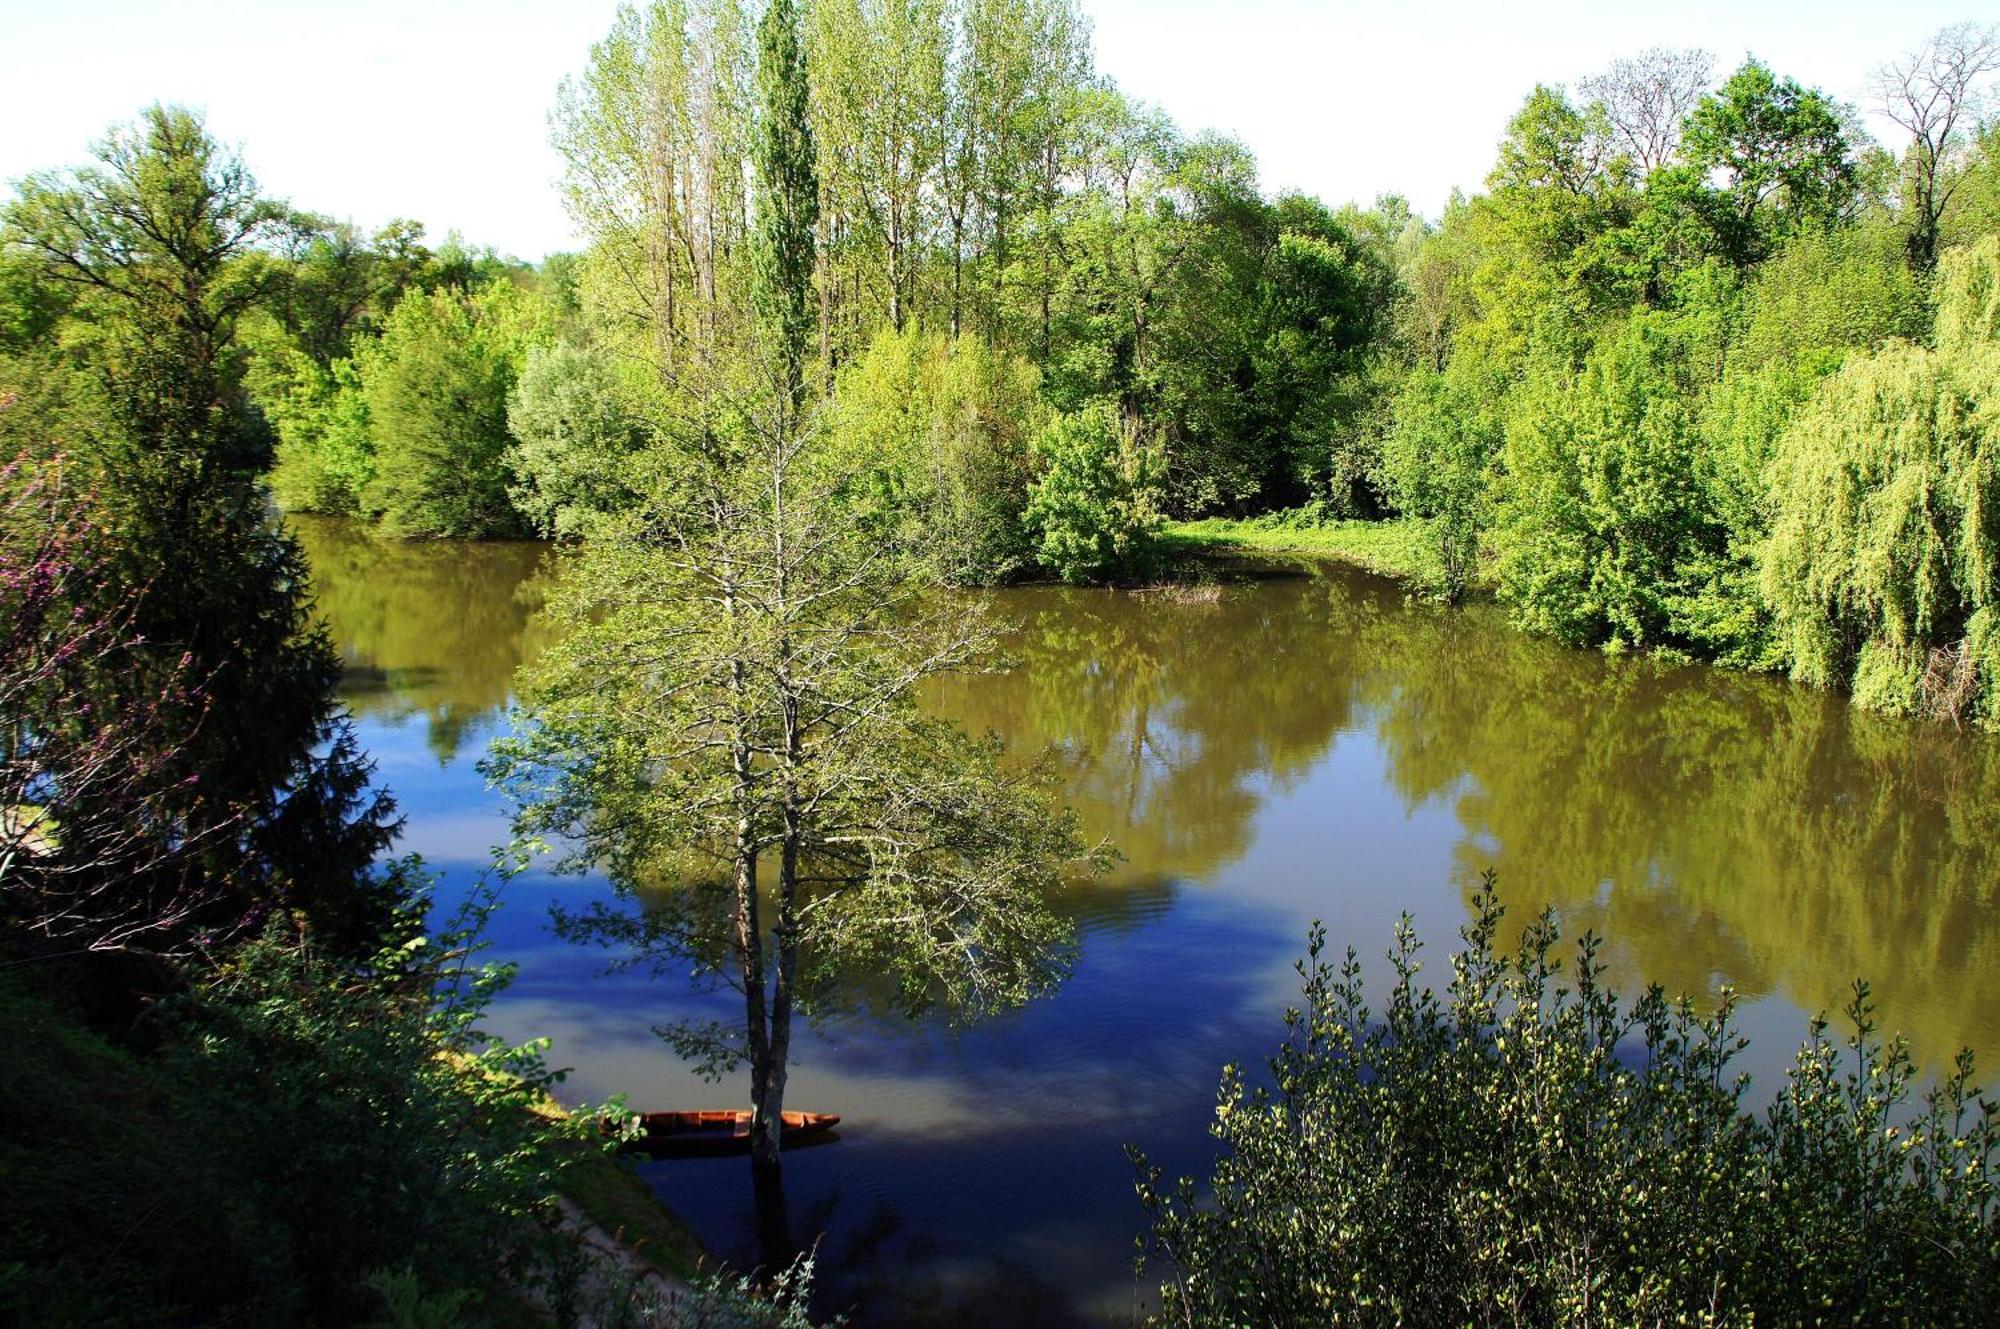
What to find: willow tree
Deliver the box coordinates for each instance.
[1764,239,2000,726]
[501,0,1092,1208]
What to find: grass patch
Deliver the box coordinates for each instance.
[1160,514,1445,586]
[557,1148,709,1283]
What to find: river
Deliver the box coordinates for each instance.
[294,515,2000,1326]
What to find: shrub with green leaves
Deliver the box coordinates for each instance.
[362,285,530,538]
[2,874,605,1328]
[506,341,648,539]
[832,326,1047,584]
[259,348,377,514]
[1380,354,1506,601]
[1494,306,1727,652]
[1023,402,1161,584]
[1133,879,2000,1327]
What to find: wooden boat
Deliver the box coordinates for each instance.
[619,1109,842,1158]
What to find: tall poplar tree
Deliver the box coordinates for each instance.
[754,0,819,410]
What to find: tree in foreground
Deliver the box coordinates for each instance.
[1133,877,2000,1328]
[0,456,247,954]
[495,0,1096,1264]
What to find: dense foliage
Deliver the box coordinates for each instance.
[14,14,1990,702]
[1134,884,2000,1327]
[7,10,2000,1323]
[1023,402,1160,583]
[1351,31,2000,727]
[834,326,1046,582]
[3,104,398,954]
[0,886,580,1328]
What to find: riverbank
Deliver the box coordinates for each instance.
[556,1144,708,1284]
[1159,515,1476,592]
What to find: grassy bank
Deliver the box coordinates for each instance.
[555,1142,709,1283]
[1160,515,1461,589]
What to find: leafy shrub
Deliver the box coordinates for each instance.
[1380,354,1506,601]
[506,341,648,539]
[1,876,604,1328]
[1494,307,1727,651]
[362,286,529,538]
[1023,403,1161,584]
[253,339,378,514]
[1133,880,2000,1327]
[1935,235,2000,353]
[833,326,1045,584]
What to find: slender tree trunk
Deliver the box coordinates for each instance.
[817,217,833,372]
[724,570,779,1177]
[950,211,965,339]
[888,230,905,332]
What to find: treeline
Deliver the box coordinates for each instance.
[191,8,2000,728]
[83,0,1397,579]
[1375,34,2000,733]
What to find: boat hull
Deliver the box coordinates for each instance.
[618,1109,842,1159]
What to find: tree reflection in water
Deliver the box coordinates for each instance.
[303,525,2000,1322]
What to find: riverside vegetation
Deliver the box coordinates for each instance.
[17,12,1986,726]
[4,6,2000,1327]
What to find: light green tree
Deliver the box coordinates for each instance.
[834,324,1046,582]
[1764,239,2000,725]
[1023,401,1160,583]
[809,0,949,334]
[500,0,1095,1206]
[261,351,375,513]
[1494,305,1726,650]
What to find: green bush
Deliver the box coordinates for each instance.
[1380,354,1507,601]
[1133,880,2000,1327]
[506,341,648,539]
[1494,305,1727,651]
[1,876,602,1328]
[260,349,377,514]
[362,286,529,538]
[1023,402,1161,584]
[832,326,1046,584]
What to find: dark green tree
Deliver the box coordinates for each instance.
[1683,60,1858,265]
[4,106,397,954]
[754,0,819,414]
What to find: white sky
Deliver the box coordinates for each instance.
[0,0,1983,261]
